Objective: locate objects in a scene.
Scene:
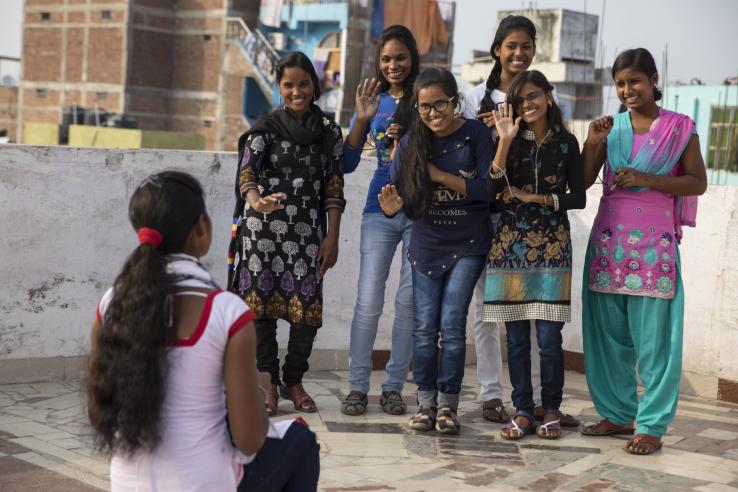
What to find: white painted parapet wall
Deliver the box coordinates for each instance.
[1,145,737,399]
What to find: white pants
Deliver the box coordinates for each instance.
[473,273,542,404]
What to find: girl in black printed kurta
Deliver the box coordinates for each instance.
[228,52,345,415]
[482,70,585,441]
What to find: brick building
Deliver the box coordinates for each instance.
[19,0,259,150]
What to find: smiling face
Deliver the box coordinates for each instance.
[417,84,457,136]
[379,38,412,89]
[614,66,658,110]
[278,66,314,118]
[513,81,551,126]
[494,30,536,79]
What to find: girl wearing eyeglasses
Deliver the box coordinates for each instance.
[378,67,508,434]
[481,70,585,441]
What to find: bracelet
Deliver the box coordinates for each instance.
[549,193,560,211]
[489,162,506,179]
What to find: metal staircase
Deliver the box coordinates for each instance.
[226,17,281,108]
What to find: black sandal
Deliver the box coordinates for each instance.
[380,390,407,415]
[482,398,510,423]
[341,391,368,416]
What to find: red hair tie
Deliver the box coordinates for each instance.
[138,227,163,248]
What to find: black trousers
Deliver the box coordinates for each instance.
[238,422,320,492]
[255,319,318,386]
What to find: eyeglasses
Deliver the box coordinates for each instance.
[510,90,545,108]
[416,97,456,115]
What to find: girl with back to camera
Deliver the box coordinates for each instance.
[462,15,583,428]
[341,25,419,417]
[87,171,319,491]
[480,70,585,441]
[229,51,345,416]
[379,67,508,434]
[579,48,706,455]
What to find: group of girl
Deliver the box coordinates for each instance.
[85,14,707,492]
[338,17,705,454]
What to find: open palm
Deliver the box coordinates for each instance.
[378,184,404,216]
[355,78,382,121]
[493,102,522,142]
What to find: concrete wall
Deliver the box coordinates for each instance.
[1,144,737,400]
[0,144,407,380]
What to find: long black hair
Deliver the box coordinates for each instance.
[88,171,207,457]
[375,25,420,134]
[398,67,459,220]
[478,15,536,114]
[506,70,568,173]
[611,48,663,101]
[275,51,322,101]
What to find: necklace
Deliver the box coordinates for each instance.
[522,128,553,144]
[390,91,404,103]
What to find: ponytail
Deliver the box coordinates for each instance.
[479,63,503,114]
[88,171,206,457]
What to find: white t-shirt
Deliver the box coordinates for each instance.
[97,289,256,492]
[461,82,505,117]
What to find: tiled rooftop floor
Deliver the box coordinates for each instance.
[1,367,737,491]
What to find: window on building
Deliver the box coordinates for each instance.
[101,10,111,20]
[95,92,107,102]
[203,34,212,41]
[40,12,51,21]
[36,89,47,98]
[203,120,213,128]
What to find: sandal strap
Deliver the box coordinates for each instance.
[632,434,661,446]
[538,419,561,430]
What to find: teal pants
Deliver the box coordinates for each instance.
[582,253,684,438]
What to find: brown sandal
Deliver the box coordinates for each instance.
[625,434,663,455]
[279,383,317,413]
[482,398,510,423]
[581,418,635,436]
[534,405,580,427]
[264,384,279,416]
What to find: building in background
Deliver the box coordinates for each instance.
[460,8,602,122]
[17,0,454,150]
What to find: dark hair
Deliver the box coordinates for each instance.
[611,48,662,101]
[479,15,536,114]
[375,25,420,134]
[275,51,321,101]
[87,171,207,457]
[506,70,568,172]
[398,67,458,220]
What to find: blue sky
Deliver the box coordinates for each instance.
[1,0,736,85]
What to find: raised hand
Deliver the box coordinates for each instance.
[378,184,404,216]
[492,103,522,143]
[586,116,614,145]
[250,192,286,213]
[355,77,382,122]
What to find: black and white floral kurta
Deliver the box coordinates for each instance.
[231,121,345,327]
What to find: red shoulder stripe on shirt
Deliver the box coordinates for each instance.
[228,309,256,338]
[176,290,222,347]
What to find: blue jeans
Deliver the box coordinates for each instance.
[506,319,564,415]
[412,255,485,410]
[348,212,414,394]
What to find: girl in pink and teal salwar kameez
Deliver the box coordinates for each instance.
[580,48,707,455]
